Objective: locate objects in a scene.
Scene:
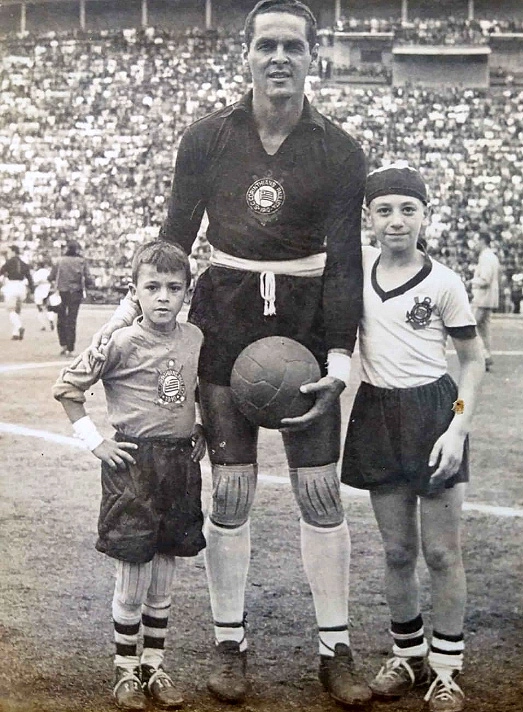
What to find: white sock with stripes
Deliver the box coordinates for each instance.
[300,519,351,657]
[429,631,464,674]
[112,559,153,670]
[204,518,250,651]
[141,554,176,669]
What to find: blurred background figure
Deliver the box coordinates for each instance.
[510,273,523,314]
[33,257,57,332]
[50,240,92,357]
[470,235,501,372]
[0,245,34,341]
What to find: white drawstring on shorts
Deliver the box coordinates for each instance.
[211,249,326,318]
[260,271,276,316]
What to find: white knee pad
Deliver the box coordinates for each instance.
[210,464,257,528]
[290,463,344,527]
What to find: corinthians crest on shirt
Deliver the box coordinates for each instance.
[406,296,434,330]
[157,360,186,406]
[246,176,285,220]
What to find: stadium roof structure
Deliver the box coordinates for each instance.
[319,30,394,39]
[393,45,492,55]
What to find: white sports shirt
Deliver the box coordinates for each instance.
[359,246,476,389]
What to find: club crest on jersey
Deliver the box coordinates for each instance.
[246,178,285,215]
[406,296,433,330]
[157,360,186,406]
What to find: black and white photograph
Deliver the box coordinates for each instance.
[0,1,522,711]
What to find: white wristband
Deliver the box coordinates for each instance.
[72,415,104,451]
[327,352,352,387]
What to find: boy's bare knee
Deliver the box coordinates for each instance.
[384,544,418,571]
[423,546,461,573]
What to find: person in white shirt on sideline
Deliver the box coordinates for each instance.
[33,258,57,332]
[470,234,500,372]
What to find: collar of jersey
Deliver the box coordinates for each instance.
[371,252,433,303]
[134,315,180,337]
[222,90,326,132]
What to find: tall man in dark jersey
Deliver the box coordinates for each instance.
[89,1,370,706]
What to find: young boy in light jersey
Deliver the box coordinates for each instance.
[341,164,484,712]
[53,241,206,711]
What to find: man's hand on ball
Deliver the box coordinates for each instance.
[280,376,345,431]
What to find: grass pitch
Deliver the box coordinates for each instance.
[0,305,522,712]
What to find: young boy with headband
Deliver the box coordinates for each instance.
[341,163,484,711]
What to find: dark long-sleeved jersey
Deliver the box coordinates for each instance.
[160,91,366,354]
[0,256,34,291]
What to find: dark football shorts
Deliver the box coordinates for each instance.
[188,265,328,386]
[96,433,205,564]
[341,373,469,496]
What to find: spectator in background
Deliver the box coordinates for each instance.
[470,234,500,371]
[33,257,57,332]
[0,245,34,341]
[2,29,523,293]
[510,273,523,314]
[50,240,92,357]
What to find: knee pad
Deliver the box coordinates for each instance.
[210,464,257,528]
[290,463,344,527]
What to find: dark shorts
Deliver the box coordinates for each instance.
[341,374,469,496]
[96,434,205,564]
[188,265,328,386]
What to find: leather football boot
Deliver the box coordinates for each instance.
[319,643,373,708]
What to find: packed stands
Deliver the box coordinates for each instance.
[333,16,523,43]
[1,25,522,301]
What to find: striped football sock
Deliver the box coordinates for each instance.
[141,554,177,669]
[112,597,141,672]
[112,559,153,671]
[391,614,429,658]
[429,631,464,674]
[141,600,170,669]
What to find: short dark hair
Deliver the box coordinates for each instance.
[131,241,191,286]
[10,245,20,255]
[479,233,491,247]
[65,240,82,256]
[243,0,317,51]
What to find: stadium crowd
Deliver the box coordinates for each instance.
[332,16,523,44]
[1,25,522,303]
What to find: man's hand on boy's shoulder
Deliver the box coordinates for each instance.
[81,331,110,371]
[191,423,206,462]
[81,319,128,371]
[92,439,138,470]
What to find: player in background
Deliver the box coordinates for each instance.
[33,258,57,332]
[341,164,485,712]
[470,234,500,372]
[50,239,93,357]
[83,0,370,707]
[0,245,34,340]
[53,242,206,711]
